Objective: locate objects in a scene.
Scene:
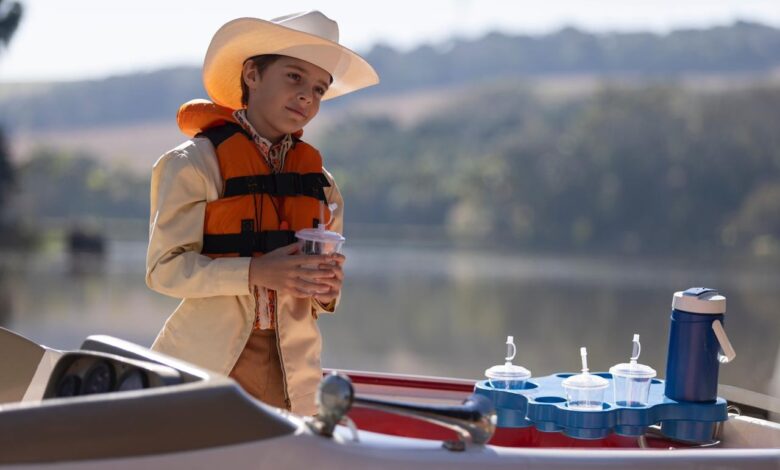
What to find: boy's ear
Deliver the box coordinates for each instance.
[242,61,260,90]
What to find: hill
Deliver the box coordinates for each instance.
[1,20,780,133]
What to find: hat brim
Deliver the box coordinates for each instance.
[203,17,379,110]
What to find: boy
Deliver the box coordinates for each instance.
[146,11,379,416]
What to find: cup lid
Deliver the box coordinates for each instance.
[672,287,726,315]
[485,363,531,380]
[609,362,657,379]
[296,227,345,243]
[562,372,609,390]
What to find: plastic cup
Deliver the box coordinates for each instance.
[296,227,345,256]
[484,335,532,390]
[562,373,609,410]
[609,362,656,407]
[485,363,531,390]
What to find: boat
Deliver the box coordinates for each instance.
[0,326,778,469]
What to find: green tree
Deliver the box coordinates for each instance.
[0,128,12,213]
[0,0,22,46]
[0,0,23,222]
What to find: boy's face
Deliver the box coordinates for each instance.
[242,56,331,142]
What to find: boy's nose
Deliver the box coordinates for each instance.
[298,91,313,104]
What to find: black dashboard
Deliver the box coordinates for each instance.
[43,351,183,399]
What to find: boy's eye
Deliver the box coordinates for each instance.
[287,72,301,81]
[314,86,326,96]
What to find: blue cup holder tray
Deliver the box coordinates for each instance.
[474,373,727,441]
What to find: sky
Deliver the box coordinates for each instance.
[1,0,779,83]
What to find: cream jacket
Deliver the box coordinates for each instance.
[146,137,343,416]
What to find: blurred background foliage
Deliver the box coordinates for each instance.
[0,0,22,245]
[322,82,780,255]
[1,19,779,257]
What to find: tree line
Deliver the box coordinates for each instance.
[8,81,779,256]
[2,21,780,131]
[318,81,780,256]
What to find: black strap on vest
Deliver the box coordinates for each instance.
[196,123,250,148]
[197,124,331,202]
[223,173,330,201]
[202,229,297,256]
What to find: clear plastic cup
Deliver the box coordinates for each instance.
[562,372,609,410]
[296,227,345,273]
[562,347,609,410]
[609,333,657,407]
[296,227,345,256]
[485,363,532,390]
[297,202,344,257]
[484,335,532,390]
[609,362,656,407]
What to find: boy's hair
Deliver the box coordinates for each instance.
[240,54,284,107]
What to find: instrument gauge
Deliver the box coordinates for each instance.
[81,361,114,395]
[117,369,148,391]
[56,374,81,397]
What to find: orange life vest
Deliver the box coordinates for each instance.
[176,99,332,258]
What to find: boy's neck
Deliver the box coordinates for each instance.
[244,110,284,144]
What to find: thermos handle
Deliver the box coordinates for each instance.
[712,319,736,363]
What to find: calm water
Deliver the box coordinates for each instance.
[1,242,778,397]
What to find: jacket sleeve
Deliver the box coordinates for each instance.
[145,144,251,299]
[312,167,344,316]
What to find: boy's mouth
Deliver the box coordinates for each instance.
[285,106,307,119]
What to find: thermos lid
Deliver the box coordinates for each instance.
[672,287,726,314]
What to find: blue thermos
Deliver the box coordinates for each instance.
[664,287,736,402]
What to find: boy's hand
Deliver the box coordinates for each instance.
[312,253,345,304]
[249,243,343,299]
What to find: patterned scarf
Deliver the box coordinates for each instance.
[232,108,294,330]
[233,109,293,174]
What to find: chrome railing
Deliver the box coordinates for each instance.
[308,373,496,451]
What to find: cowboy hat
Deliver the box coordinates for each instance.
[203,10,379,109]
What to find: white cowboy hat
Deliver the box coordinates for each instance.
[203,10,379,109]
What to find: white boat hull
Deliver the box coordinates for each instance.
[1,328,778,469]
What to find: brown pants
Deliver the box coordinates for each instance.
[229,329,289,410]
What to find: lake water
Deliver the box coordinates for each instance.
[1,241,778,397]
